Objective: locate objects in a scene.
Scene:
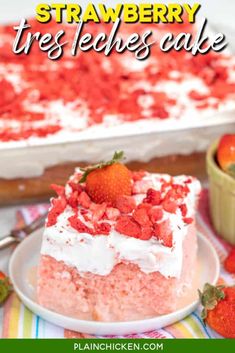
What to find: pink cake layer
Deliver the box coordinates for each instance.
[37,223,197,322]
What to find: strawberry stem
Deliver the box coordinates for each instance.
[79,151,125,183]
[198,283,225,321]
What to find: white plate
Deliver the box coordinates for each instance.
[9,229,220,336]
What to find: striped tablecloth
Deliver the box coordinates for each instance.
[1,189,234,339]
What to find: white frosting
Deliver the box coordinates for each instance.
[40,174,201,278]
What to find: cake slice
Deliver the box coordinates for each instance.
[37,152,201,321]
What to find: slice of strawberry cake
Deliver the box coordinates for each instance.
[37,152,201,321]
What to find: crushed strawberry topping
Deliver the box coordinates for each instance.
[46,171,197,247]
[46,197,67,227]
[0,20,235,142]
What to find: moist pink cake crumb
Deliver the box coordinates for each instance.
[37,224,197,321]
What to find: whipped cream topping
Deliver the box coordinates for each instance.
[40,173,201,278]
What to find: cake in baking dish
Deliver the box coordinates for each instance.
[37,152,201,321]
[0,20,235,145]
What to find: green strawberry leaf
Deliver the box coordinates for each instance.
[0,278,12,304]
[198,283,225,321]
[79,151,125,183]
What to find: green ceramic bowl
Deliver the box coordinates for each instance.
[207,140,235,245]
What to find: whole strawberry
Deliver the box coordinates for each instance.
[199,283,235,338]
[217,134,235,177]
[80,151,132,206]
[0,271,11,304]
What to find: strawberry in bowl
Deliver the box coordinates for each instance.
[207,134,235,245]
[217,134,235,178]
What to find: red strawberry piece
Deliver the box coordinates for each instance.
[115,215,142,238]
[185,178,192,184]
[183,217,193,224]
[139,226,153,240]
[69,214,94,235]
[144,188,161,205]
[132,170,146,181]
[163,186,187,205]
[137,203,152,211]
[148,207,163,223]
[153,220,173,247]
[80,208,92,222]
[162,198,178,213]
[224,248,235,274]
[77,191,91,209]
[67,191,78,208]
[172,184,189,197]
[90,203,106,222]
[105,207,120,221]
[179,203,188,217]
[160,178,173,192]
[189,90,208,101]
[133,208,150,226]
[217,134,235,177]
[116,195,136,214]
[94,222,111,235]
[47,197,67,227]
[0,79,16,106]
[68,181,83,194]
[51,184,65,197]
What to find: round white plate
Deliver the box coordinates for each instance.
[9,229,220,336]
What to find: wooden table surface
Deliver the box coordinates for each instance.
[0,152,206,206]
